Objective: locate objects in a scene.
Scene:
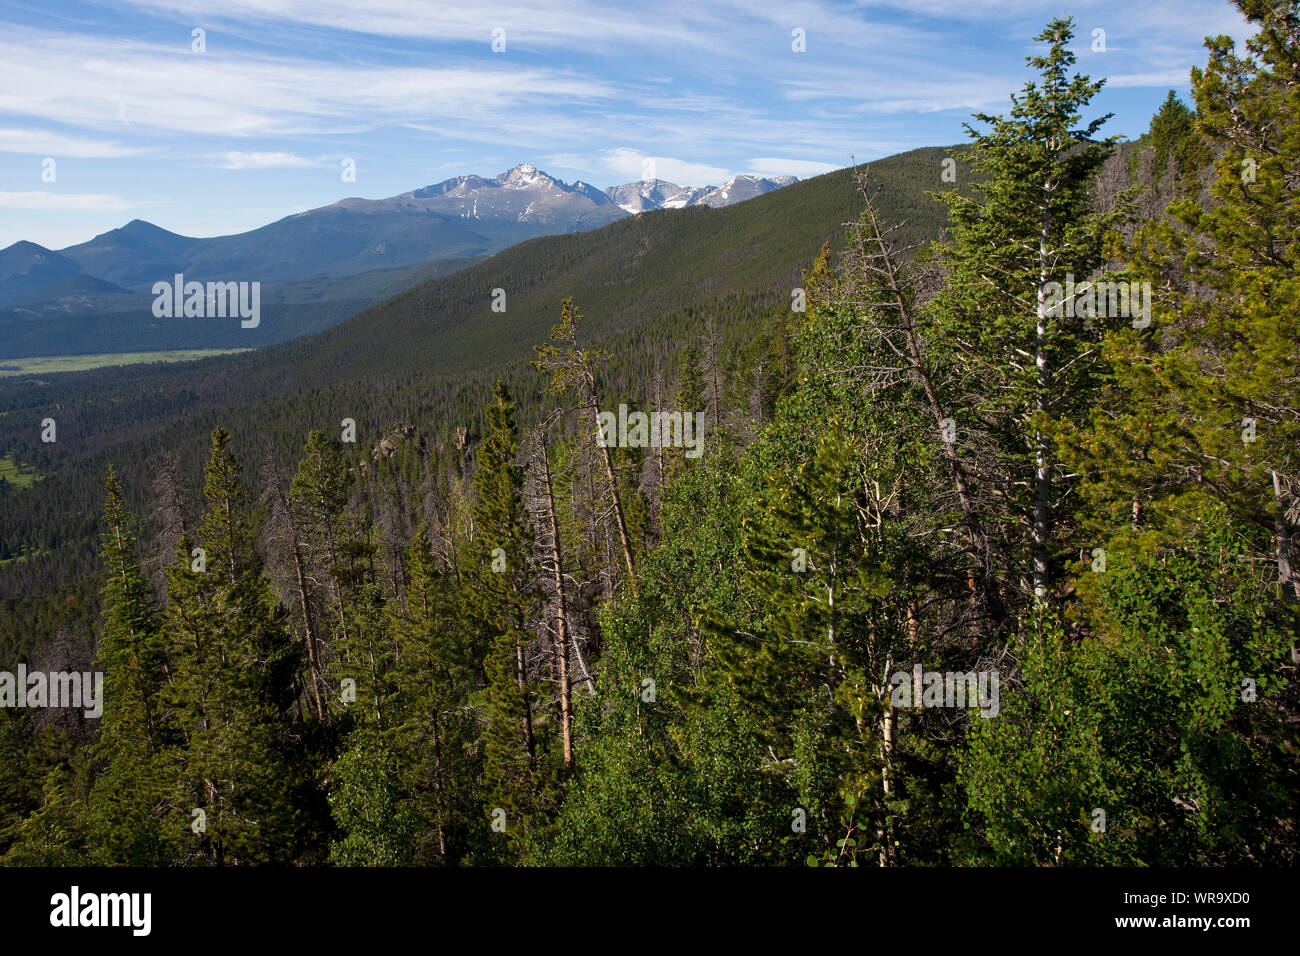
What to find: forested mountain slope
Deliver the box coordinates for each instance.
[0,147,965,628]
[2,7,1291,871]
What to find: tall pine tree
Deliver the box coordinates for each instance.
[86,467,175,864]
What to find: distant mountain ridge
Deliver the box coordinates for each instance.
[2,164,799,302]
[0,163,800,355]
[0,241,85,303]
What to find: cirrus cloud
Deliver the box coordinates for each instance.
[211,151,317,169]
[0,128,143,158]
[0,191,134,211]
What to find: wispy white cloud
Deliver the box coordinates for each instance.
[867,0,1247,37]
[747,157,841,177]
[779,68,1014,113]
[1105,68,1194,88]
[210,150,317,169]
[120,0,738,55]
[600,148,731,186]
[0,128,143,158]
[0,24,615,138]
[0,191,134,211]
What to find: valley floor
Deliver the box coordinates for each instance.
[0,349,251,377]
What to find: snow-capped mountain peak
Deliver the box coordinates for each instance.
[498,163,551,188]
[604,172,799,212]
[335,163,798,228]
[693,174,795,208]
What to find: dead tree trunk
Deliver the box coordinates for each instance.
[1273,471,1296,604]
[516,637,537,768]
[1032,169,1057,604]
[853,173,1008,629]
[266,460,326,721]
[588,384,638,595]
[540,435,576,769]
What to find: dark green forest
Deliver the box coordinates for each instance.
[0,6,1296,867]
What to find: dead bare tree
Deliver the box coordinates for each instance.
[827,163,1009,633]
[523,417,598,770]
[257,447,326,721]
[533,298,638,597]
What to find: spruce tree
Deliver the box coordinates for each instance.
[289,429,354,718]
[927,17,1119,606]
[386,526,484,864]
[471,382,551,853]
[1070,0,1300,614]
[1146,90,1195,174]
[86,467,175,864]
[162,428,307,865]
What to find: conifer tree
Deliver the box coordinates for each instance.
[471,382,551,851]
[162,428,307,865]
[928,17,1119,606]
[330,511,392,731]
[387,526,484,863]
[701,426,921,864]
[1146,90,1195,174]
[676,344,706,425]
[0,768,91,866]
[289,429,354,711]
[1069,0,1300,616]
[262,450,326,721]
[963,502,1295,864]
[86,467,175,864]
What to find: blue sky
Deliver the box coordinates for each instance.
[0,0,1251,250]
